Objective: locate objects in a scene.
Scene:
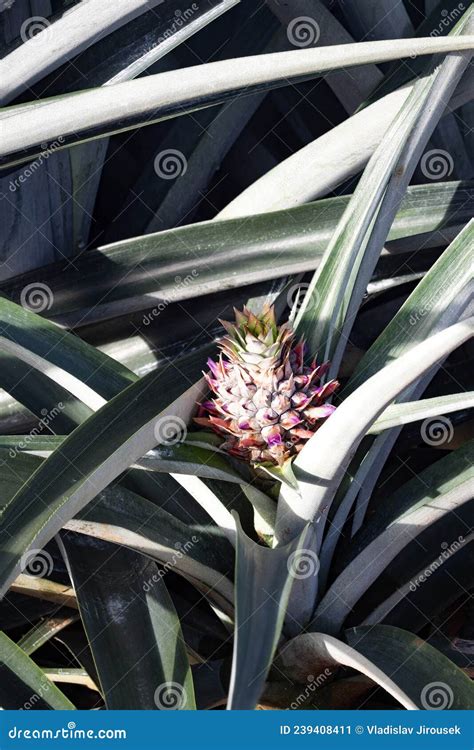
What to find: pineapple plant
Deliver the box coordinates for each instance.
[0,0,472,718]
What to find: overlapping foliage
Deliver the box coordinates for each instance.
[0,0,472,711]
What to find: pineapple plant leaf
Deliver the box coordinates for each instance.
[368,392,474,434]
[0,181,469,328]
[0,630,75,709]
[312,456,473,634]
[344,626,474,710]
[227,514,309,710]
[59,533,196,710]
[2,37,473,170]
[294,10,473,365]
[318,439,474,592]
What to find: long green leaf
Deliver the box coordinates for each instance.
[0,0,170,104]
[275,630,416,708]
[318,440,474,591]
[275,318,473,630]
[277,318,474,548]
[340,441,474,563]
[0,350,205,598]
[0,296,136,402]
[217,65,473,219]
[361,533,473,628]
[345,626,474,709]
[346,219,474,394]
[70,486,235,615]
[0,631,75,709]
[326,44,472,380]
[286,215,473,564]
[277,625,474,709]
[0,356,92,432]
[1,0,239,105]
[122,13,281,238]
[0,449,235,614]
[227,515,308,709]
[344,219,473,535]
[368,392,474,434]
[17,614,79,656]
[1,182,469,327]
[2,37,474,169]
[0,433,245,482]
[312,486,473,634]
[293,10,472,363]
[60,534,195,710]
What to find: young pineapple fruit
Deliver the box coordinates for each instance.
[196,305,338,467]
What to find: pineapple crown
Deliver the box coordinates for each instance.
[195,305,338,467]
